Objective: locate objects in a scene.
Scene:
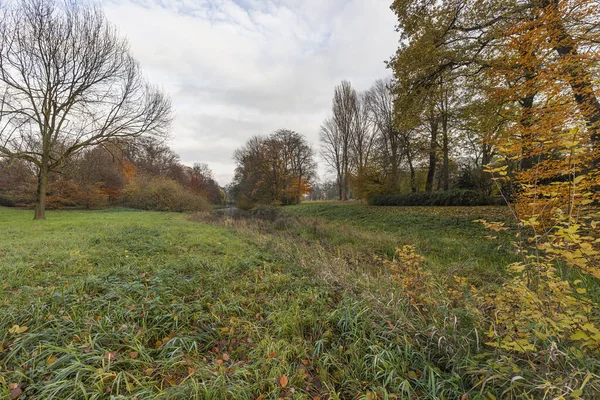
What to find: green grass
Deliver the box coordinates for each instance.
[0,206,598,399]
[286,203,517,285]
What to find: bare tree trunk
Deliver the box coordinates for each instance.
[34,157,49,220]
[391,143,399,190]
[408,158,416,193]
[343,168,349,201]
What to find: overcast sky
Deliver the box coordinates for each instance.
[101,0,399,185]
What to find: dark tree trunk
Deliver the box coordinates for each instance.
[34,157,49,220]
[408,159,416,193]
[519,93,536,171]
[390,139,400,190]
[426,114,439,193]
[441,110,450,191]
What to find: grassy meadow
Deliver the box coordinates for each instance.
[0,205,598,399]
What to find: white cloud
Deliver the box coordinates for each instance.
[102,0,398,185]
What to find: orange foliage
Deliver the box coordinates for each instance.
[482,0,600,353]
[121,160,137,184]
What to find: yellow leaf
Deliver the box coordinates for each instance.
[8,325,28,335]
[46,355,58,365]
[576,288,587,294]
[581,323,600,334]
[570,331,589,341]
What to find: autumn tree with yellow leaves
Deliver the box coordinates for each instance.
[390,0,600,355]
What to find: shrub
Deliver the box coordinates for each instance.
[122,175,210,212]
[368,189,505,207]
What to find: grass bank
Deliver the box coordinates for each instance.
[286,203,517,285]
[0,206,598,399]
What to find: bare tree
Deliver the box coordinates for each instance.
[352,92,377,174]
[366,78,405,191]
[332,81,357,200]
[273,129,316,204]
[0,0,172,219]
[125,137,180,178]
[320,117,344,200]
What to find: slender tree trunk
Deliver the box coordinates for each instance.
[34,157,49,220]
[441,109,450,191]
[342,152,349,201]
[343,172,349,200]
[426,114,438,193]
[408,159,416,193]
[391,139,399,190]
[482,143,493,195]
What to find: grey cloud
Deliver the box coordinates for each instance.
[102,0,397,185]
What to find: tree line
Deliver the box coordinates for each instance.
[318,77,493,202]
[0,137,224,211]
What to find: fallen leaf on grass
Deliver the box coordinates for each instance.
[46,355,58,365]
[9,383,22,399]
[222,352,230,361]
[279,374,288,388]
[8,325,28,335]
[129,351,139,359]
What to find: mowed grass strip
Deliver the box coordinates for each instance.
[0,207,476,399]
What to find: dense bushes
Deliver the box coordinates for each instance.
[122,175,210,212]
[368,189,504,207]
